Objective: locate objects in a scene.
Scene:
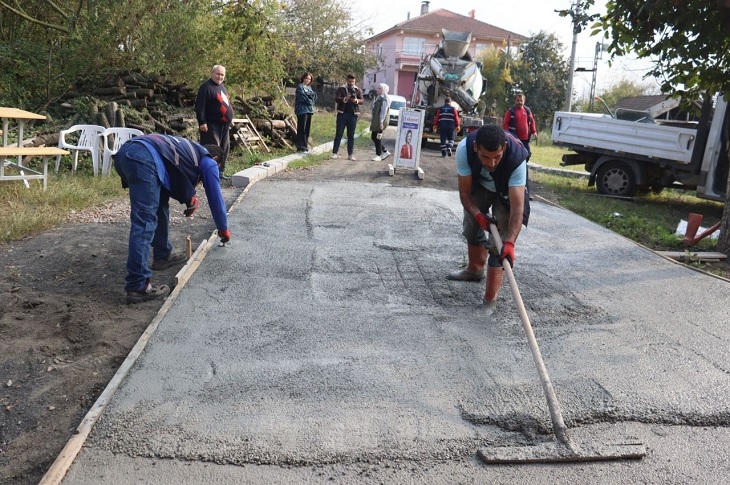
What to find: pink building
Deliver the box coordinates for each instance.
[363,2,527,104]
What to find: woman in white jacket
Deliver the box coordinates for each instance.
[369,83,391,162]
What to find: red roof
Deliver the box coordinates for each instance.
[368,8,527,42]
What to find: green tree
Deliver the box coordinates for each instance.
[573,78,651,114]
[279,0,376,83]
[477,45,512,119]
[508,31,569,129]
[567,0,730,254]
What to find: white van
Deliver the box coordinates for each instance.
[388,95,407,126]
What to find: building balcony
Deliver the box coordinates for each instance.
[395,51,423,66]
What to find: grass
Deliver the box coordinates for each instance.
[529,151,728,278]
[0,168,126,242]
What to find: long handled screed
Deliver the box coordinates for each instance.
[477,224,646,464]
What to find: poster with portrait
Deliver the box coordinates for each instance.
[393,109,424,171]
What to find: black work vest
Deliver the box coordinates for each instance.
[466,130,531,226]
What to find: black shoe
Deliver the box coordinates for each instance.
[151,253,188,270]
[126,283,171,304]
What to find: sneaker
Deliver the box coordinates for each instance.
[331,153,339,159]
[348,155,356,161]
[151,252,188,270]
[447,148,453,157]
[381,150,391,160]
[371,156,382,162]
[126,282,171,304]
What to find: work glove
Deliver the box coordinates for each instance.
[219,229,231,243]
[474,212,497,231]
[500,240,515,268]
[183,196,198,217]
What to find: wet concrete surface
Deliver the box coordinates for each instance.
[61,139,730,484]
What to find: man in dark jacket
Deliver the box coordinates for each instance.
[331,74,364,161]
[114,134,231,304]
[196,65,234,179]
[447,124,529,312]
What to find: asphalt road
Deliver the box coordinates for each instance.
[57,139,730,484]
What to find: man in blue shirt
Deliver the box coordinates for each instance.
[114,135,231,304]
[447,124,530,311]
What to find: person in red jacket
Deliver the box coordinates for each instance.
[502,92,537,159]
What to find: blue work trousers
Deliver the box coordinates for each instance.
[333,112,358,156]
[439,125,456,156]
[113,143,173,292]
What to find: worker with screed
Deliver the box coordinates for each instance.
[113,134,231,304]
[447,124,529,311]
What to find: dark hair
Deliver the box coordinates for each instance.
[474,124,506,151]
[204,144,223,161]
[346,73,356,80]
[444,96,451,103]
[301,72,313,83]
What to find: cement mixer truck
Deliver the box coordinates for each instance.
[411,29,486,145]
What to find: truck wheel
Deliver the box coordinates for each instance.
[596,161,637,197]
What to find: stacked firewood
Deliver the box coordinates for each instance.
[50,73,300,150]
[56,71,197,135]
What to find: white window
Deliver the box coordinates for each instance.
[403,37,425,56]
[476,43,490,56]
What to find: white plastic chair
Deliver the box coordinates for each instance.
[55,125,105,176]
[100,127,144,176]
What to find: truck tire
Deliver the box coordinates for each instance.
[596,160,637,197]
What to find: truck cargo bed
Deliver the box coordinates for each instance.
[552,112,698,165]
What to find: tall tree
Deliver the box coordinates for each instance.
[509,31,569,129]
[571,0,730,254]
[279,0,376,83]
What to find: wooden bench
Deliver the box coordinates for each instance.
[0,146,69,190]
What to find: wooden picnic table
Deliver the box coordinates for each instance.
[0,146,68,190]
[0,108,66,190]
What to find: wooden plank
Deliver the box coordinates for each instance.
[656,251,727,261]
[0,147,68,156]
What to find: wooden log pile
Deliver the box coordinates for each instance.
[47,73,303,152]
[57,71,198,135]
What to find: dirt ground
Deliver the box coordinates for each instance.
[0,141,460,484]
[1,140,728,484]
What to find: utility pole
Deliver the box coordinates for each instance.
[564,1,581,112]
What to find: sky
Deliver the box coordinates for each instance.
[348,0,659,99]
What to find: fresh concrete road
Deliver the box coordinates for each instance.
[61,154,730,484]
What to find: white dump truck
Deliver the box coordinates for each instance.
[551,96,729,201]
[411,29,486,144]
